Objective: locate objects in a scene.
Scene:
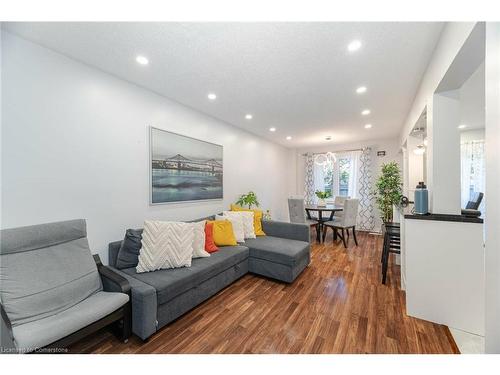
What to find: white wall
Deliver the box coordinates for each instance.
[461,129,485,142]
[460,62,485,130]
[0,24,3,231]
[294,137,402,232]
[399,22,476,145]
[406,135,425,198]
[430,92,461,214]
[485,22,500,354]
[1,32,294,263]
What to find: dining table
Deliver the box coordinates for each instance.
[305,204,344,243]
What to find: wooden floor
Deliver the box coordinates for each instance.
[70,231,459,354]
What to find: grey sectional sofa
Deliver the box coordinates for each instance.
[108,219,310,340]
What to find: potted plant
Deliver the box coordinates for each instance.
[315,190,331,207]
[235,191,260,209]
[374,162,403,223]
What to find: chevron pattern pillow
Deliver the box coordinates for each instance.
[136,221,195,273]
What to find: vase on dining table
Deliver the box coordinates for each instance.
[317,198,326,207]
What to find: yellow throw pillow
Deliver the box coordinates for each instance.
[230,204,266,236]
[206,220,237,246]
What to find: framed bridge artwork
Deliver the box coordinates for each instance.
[149,127,223,204]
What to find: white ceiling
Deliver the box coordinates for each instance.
[3,22,444,148]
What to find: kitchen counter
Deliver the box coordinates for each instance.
[404,212,483,224]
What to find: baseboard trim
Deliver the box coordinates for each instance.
[444,326,461,354]
[401,272,406,291]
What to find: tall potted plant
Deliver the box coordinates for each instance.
[374,162,403,223]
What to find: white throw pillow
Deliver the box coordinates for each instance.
[136,221,194,273]
[192,221,210,258]
[215,214,245,243]
[223,211,256,239]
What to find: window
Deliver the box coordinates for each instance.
[323,156,351,197]
[338,157,351,197]
[460,139,485,210]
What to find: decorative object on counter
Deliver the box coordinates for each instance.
[414,181,429,215]
[315,190,331,207]
[235,191,260,209]
[373,162,403,223]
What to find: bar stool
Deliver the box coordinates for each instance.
[381,222,400,284]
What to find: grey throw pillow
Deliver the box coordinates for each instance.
[115,229,143,269]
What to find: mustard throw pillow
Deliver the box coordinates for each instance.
[230,204,266,236]
[206,220,238,246]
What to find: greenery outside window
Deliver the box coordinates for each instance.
[323,157,351,198]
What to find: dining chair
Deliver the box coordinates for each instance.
[332,195,350,219]
[322,199,359,248]
[334,196,350,205]
[288,198,319,240]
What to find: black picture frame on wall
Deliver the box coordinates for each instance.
[149,126,223,205]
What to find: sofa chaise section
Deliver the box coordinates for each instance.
[246,220,310,283]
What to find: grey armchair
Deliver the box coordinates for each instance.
[0,219,131,353]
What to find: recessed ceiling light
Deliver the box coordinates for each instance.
[269,127,276,132]
[364,124,373,129]
[356,86,367,94]
[325,136,332,141]
[347,40,362,52]
[245,114,253,120]
[458,124,467,129]
[361,109,371,116]
[136,55,149,65]
[207,93,217,100]
[286,136,292,140]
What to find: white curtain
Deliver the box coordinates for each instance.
[313,161,325,203]
[331,158,340,197]
[347,151,361,199]
[461,140,485,211]
[461,143,473,207]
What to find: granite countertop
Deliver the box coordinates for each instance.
[404,212,483,224]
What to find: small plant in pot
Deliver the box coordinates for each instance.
[315,190,331,207]
[373,162,403,223]
[235,191,260,209]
